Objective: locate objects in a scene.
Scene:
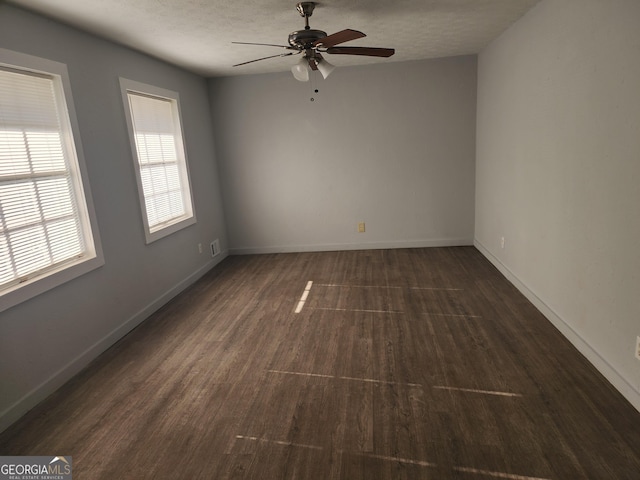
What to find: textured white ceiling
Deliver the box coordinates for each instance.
[7,0,540,77]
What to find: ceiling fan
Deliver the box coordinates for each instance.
[232,2,395,81]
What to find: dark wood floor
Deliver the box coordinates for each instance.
[1,247,639,479]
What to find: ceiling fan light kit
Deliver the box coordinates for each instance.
[316,58,335,79]
[233,2,395,82]
[291,57,310,81]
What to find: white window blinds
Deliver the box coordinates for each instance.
[121,81,195,243]
[0,67,90,292]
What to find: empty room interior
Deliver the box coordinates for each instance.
[1,0,639,478]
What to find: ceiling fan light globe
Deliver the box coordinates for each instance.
[317,58,335,79]
[291,59,310,82]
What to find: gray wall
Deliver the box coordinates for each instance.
[209,56,477,253]
[0,4,228,431]
[475,0,640,410]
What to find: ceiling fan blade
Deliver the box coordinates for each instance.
[313,29,366,48]
[232,41,296,49]
[326,46,395,57]
[233,52,296,67]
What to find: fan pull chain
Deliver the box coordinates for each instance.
[309,73,319,102]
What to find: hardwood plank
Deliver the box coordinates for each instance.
[1,247,639,479]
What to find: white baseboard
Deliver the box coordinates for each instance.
[229,237,474,255]
[474,239,640,413]
[0,252,228,433]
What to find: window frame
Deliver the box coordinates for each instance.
[119,78,196,244]
[0,48,104,312]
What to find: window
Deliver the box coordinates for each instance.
[120,79,195,244]
[0,48,103,312]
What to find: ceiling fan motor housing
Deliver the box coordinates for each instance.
[288,29,327,49]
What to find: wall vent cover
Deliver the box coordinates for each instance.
[211,239,221,257]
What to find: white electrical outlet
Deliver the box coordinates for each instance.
[635,336,640,361]
[198,243,203,254]
[500,236,505,249]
